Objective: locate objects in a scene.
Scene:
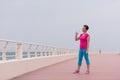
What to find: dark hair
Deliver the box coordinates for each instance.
[83,25,89,30]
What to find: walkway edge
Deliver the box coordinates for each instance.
[0,54,77,80]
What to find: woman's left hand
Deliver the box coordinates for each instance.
[86,49,89,54]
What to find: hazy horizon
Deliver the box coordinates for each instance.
[0,0,120,52]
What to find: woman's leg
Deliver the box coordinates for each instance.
[83,49,90,71]
[77,50,83,71]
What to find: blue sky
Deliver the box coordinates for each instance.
[0,0,120,51]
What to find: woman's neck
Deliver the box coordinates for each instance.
[83,32,87,34]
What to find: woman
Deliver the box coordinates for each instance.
[73,25,90,74]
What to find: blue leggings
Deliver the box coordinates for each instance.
[78,49,90,66]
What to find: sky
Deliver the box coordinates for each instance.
[0,0,120,52]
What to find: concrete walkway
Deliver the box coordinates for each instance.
[12,54,120,80]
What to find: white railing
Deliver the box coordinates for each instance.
[0,39,77,61]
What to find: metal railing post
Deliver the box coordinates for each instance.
[2,42,8,61]
[35,45,39,57]
[41,46,45,56]
[16,43,23,60]
[52,47,56,56]
[27,44,32,58]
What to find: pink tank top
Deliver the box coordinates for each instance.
[80,33,89,50]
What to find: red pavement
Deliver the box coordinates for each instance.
[12,54,120,80]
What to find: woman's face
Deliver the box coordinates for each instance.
[82,26,87,33]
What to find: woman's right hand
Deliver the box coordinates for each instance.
[75,32,80,41]
[75,32,78,35]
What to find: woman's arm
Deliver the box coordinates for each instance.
[86,36,90,53]
[75,32,80,41]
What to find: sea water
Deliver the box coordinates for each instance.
[0,51,53,60]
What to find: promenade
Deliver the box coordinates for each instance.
[12,54,120,80]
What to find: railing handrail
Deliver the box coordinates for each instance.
[0,39,56,47]
[0,39,77,50]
